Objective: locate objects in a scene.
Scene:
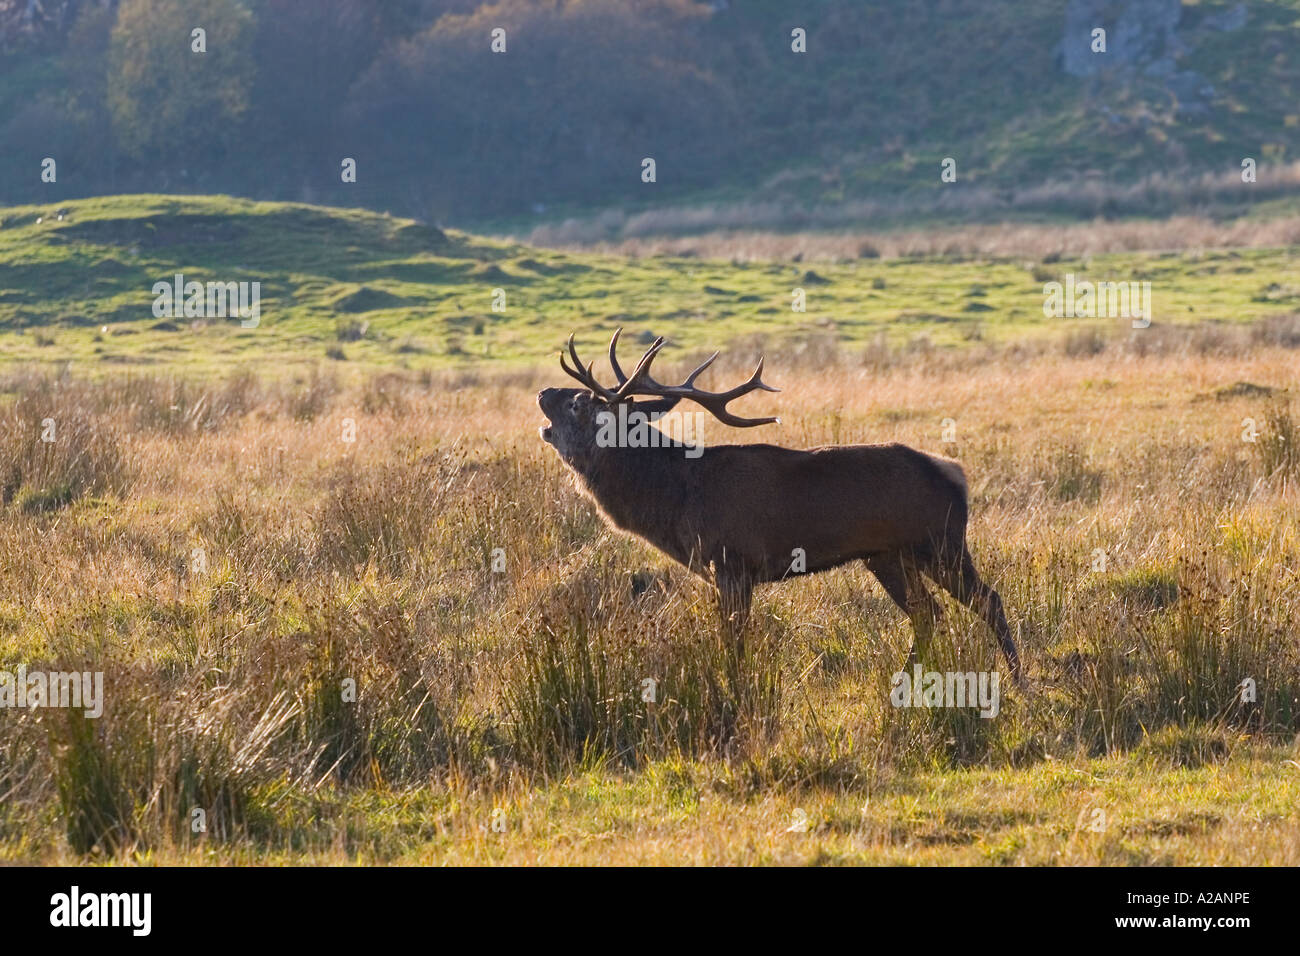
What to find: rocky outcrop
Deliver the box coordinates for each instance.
[1057,0,1248,116]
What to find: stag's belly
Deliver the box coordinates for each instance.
[697,504,946,583]
[747,518,911,581]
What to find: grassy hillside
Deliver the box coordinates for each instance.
[2,195,1298,375]
[698,0,1300,199]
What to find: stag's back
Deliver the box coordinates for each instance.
[680,441,969,575]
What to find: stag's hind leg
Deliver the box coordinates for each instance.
[866,553,942,670]
[932,546,1022,684]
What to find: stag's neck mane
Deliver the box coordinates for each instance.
[571,443,699,559]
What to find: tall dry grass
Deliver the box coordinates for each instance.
[0,325,1297,857]
[556,215,1300,263]
[519,163,1300,260]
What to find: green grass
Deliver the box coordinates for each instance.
[9,742,1297,865]
[1,195,1298,377]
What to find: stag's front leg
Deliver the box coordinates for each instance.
[716,575,753,645]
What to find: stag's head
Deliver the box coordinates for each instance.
[538,329,780,467]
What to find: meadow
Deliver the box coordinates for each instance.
[0,197,1298,864]
[3,195,1300,372]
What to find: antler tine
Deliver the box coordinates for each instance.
[614,336,667,400]
[608,328,628,384]
[560,333,618,400]
[681,351,719,387]
[734,356,781,395]
[695,391,781,428]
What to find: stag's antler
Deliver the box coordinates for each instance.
[559,329,780,427]
[559,333,620,401]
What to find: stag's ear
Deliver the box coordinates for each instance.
[625,396,681,415]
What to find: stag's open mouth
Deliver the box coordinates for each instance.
[537,390,557,444]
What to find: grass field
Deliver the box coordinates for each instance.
[0,196,1298,865]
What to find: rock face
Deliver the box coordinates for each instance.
[1060,0,1184,77]
[1057,0,1248,115]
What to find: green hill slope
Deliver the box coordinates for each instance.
[0,195,1296,374]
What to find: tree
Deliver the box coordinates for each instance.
[107,0,255,164]
[344,0,740,217]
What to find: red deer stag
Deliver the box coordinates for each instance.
[537,330,1021,683]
